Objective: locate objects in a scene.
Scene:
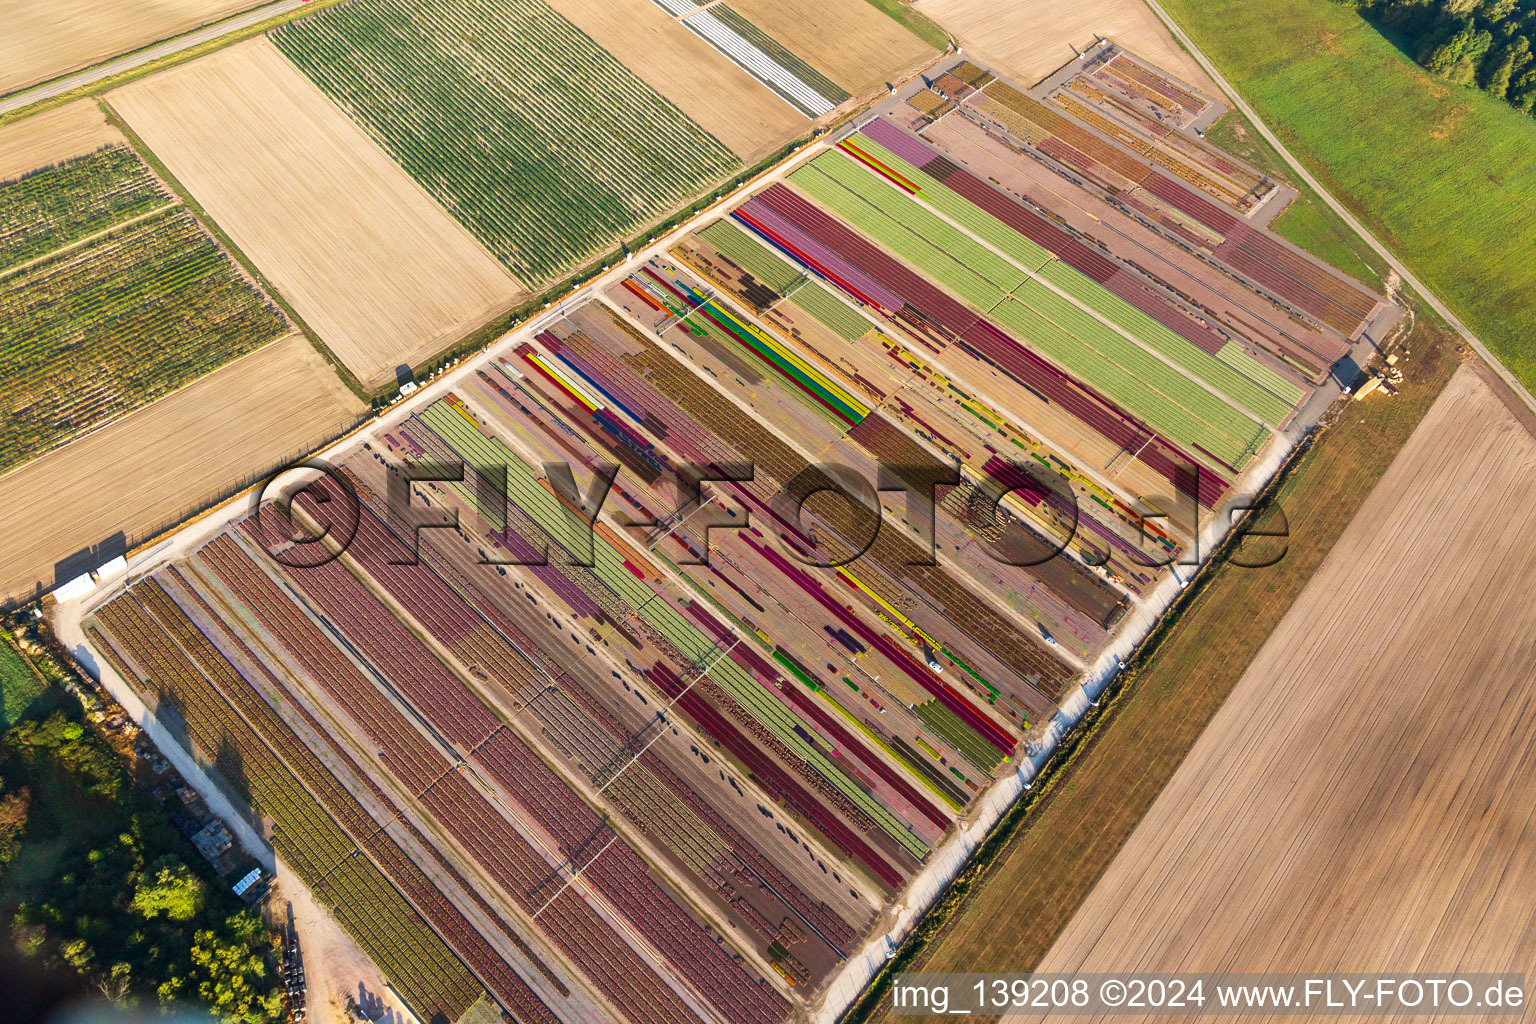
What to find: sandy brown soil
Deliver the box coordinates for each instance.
[0,99,122,180]
[913,0,1216,92]
[727,0,936,96]
[0,0,264,96]
[543,0,807,161]
[108,38,522,388]
[0,334,363,604]
[1016,366,1536,1022]
[276,867,405,1024]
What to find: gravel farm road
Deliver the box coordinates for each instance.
[0,0,306,117]
[1145,0,1536,417]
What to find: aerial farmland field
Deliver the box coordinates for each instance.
[54,44,1403,1024]
[726,0,936,97]
[911,0,1214,90]
[0,100,122,180]
[107,38,523,389]
[1015,367,1536,1021]
[0,107,290,475]
[542,0,808,160]
[0,0,263,96]
[269,0,743,285]
[0,334,363,604]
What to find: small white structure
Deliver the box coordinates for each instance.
[51,573,96,603]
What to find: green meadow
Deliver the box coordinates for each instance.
[1162,0,1536,389]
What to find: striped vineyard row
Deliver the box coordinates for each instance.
[0,146,172,273]
[413,399,935,862]
[162,562,576,1002]
[732,182,1230,509]
[958,81,1379,337]
[816,132,1300,429]
[230,501,788,1024]
[270,0,739,283]
[1052,89,1265,213]
[588,321,1068,702]
[126,575,565,1024]
[339,454,864,953]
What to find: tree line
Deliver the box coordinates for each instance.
[1362,0,1536,111]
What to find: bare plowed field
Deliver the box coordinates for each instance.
[913,0,1214,91]
[727,0,935,96]
[0,100,121,180]
[0,0,262,96]
[0,335,363,604]
[108,38,521,388]
[1015,367,1536,1021]
[542,0,804,161]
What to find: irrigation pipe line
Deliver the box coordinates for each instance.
[1144,0,1536,419]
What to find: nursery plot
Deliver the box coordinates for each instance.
[0,335,362,604]
[0,175,289,473]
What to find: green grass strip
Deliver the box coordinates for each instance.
[699,218,804,293]
[788,280,874,341]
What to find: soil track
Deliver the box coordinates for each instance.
[1017,366,1536,1021]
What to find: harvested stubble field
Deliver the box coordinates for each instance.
[0,0,263,96]
[543,0,806,161]
[108,38,521,389]
[912,0,1215,90]
[726,0,936,96]
[0,335,363,604]
[270,0,742,284]
[0,100,122,182]
[853,321,1460,1024]
[1021,367,1536,1021]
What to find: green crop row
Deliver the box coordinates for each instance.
[912,699,1001,773]
[793,152,1027,303]
[789,280,873,341]
[699,218,804,293]
[271,0,740,285]
[1216,340,1307,406]
[788,158,1010,311]
[0,146,171,274]
[845,135,1299,423]
[90,607,479,1023]
[998,281,1266,468]
[418,400,930,860]
[1035,262,1297,425]
[844,134,1054,270]
[0,208,288,474]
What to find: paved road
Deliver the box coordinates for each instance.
[1147,0,1536,417]
[0,0,305,116]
